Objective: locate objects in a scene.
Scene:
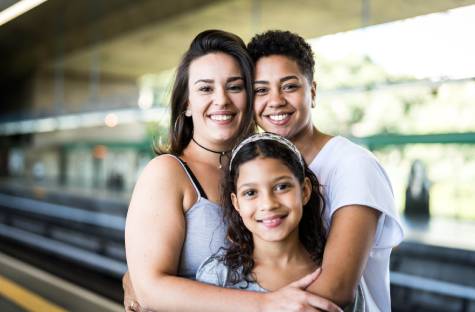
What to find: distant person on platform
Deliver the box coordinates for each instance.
[404,159,430,219]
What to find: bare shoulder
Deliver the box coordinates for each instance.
[135,155,192,190]
[140,154,186,181]
[128,155,189,213]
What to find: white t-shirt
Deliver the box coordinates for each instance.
[309,136,404,312]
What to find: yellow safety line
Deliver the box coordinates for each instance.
[0,274,67,312]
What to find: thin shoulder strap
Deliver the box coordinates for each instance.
[165,154,208,199]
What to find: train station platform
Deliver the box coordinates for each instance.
[0,251,121,312]
[401,216,475,252]
[1,176,475,311]
[391,218,475,312]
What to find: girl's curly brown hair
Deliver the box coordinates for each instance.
[219,138,327,286]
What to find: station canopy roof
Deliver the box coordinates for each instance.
[1,0,475,78]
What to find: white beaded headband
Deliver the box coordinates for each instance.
[229,132,304,171]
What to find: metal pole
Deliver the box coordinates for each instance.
[362,0,370,27]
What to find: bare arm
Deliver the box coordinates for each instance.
[125,156,342,312]
[307,205,380,307]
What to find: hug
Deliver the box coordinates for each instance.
[124,29,403,312]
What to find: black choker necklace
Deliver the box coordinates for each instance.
[192,138,229,169]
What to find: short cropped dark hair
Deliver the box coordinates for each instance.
[247,30,315,82]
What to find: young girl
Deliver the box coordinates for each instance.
[197,133,364,311]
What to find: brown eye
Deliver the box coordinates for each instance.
[242,189,257,198]
[274,182,292,192]
[199,86,213,92]
[282,83,299,92]
[254,87,268,95]
[228,84,244,92]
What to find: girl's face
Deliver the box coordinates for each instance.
[187,52,247,149]
[231,156,311,244]
[253,55,316,141]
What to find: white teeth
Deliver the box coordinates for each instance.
[261,216,283,227]
[262,218,279,225]
[210,115,232,121]
[269,114,288,121]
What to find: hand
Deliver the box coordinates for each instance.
[259,268,343,312]
[123,271,142,312]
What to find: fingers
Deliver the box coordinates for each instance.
[263,286,342,312]
[306,294,343,312]
[289,267,322,289]
[126,300,138,312]
[122,272,129,290]
[123,272,141,312]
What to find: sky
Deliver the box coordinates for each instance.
[310,4,475,80]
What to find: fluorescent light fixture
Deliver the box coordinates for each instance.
[0,0,48,26]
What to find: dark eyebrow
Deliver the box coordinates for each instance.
[268,175,294,184]
[237,175,294,191]
[227,76,244,83]
[280,75,299,83]
[237,183,256,191]
[254,75,299,85]
[194,79,213,85]
[194,77,243,85]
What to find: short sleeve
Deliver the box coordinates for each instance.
[329,153,404,248]
[196,255,229,286]
[344,284,365,312]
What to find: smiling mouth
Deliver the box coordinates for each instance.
[263,112,292,125]
[257,215,287,228]
[208,112,236,124]
[269,113,290,121]
[210,114,233,121]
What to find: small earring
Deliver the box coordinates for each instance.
[311,101,316,108]
[185,109,192,117]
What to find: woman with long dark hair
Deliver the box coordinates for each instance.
[124,30,341,312]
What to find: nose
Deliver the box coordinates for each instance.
[213,86,229,107]
[259,190,279,212]
[268,89,285,108]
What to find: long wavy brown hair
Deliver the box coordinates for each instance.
[220,138,327,286]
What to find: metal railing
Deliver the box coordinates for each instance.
[0,193,127,278]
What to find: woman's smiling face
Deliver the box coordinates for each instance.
[253,55,315,141]
[187,52,247,149]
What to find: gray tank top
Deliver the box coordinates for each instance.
[167,155,227,279]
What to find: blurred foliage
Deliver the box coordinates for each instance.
[313,53,475,220]
[145,120,169,154]
[138,69,174,108]
[316,54,413,90]
[315,53,475,137]
[139,69,174,153]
